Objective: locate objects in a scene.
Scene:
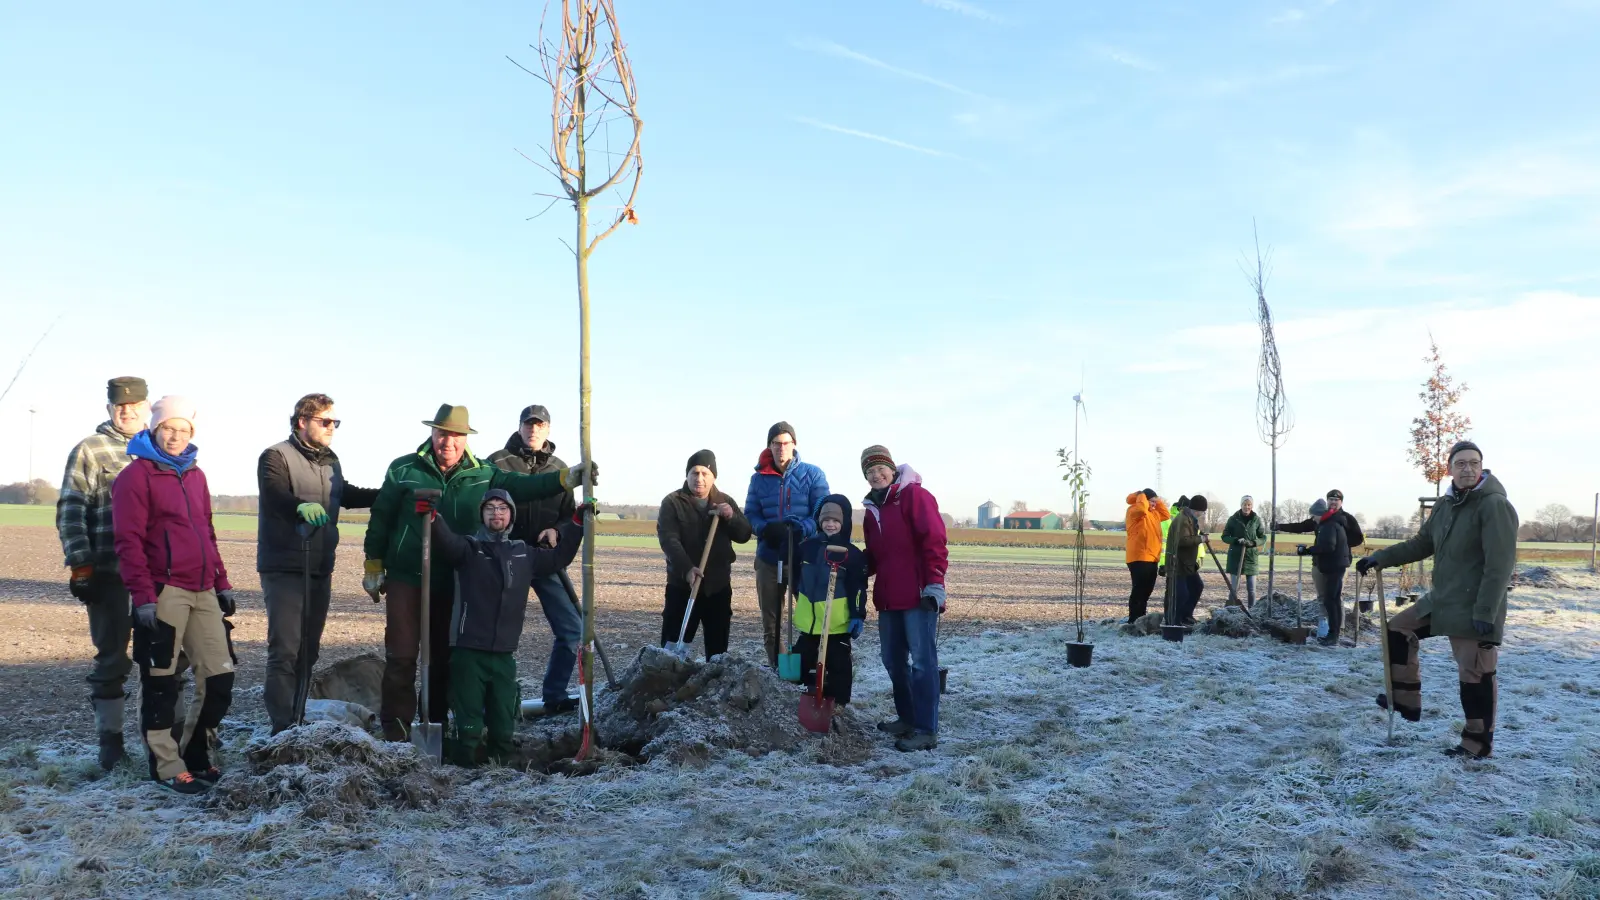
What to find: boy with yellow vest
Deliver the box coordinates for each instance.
[792,495,868,705]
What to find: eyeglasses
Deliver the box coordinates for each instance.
[156,424,193,437]
[309,417,341,429]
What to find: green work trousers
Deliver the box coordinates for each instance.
[448,648,519,766]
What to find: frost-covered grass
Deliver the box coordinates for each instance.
[3,579,1598,899]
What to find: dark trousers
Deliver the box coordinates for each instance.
[1313,567,1345,637]
[85,571,134,701]
[660,581,733,658]
[448,648,519,766]
[380,579,454,740]
[1175,572,1204,623]
[794,632,853,704]
[1126,562,1158,620]
[533,572,582,705]
[262,570,332,732]
[879,608,940,734]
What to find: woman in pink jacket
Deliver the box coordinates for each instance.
[859,445,949,751]
[111,396,236,794]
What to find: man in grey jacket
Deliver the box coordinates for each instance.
[56,376,151,770]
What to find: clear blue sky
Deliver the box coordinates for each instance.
[2,0,1597,528]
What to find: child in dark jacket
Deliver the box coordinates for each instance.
[791,495,868,705]
[426,488,584,765]
[1297,497,1351,647]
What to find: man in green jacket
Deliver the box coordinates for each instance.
[364,404,597,741]
[1358,441,1517,759]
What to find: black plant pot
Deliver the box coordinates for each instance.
[1161,624,1188,643]
[938,666,949,694]
[1066,642,1094,667]
[1358,599,1375,613]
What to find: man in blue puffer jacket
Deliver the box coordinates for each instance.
[744,421,830,666]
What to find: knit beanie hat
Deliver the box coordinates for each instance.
[767,421,796,445]
[818,500,845,524]
[1310,498,1329,517]
[1142,488,1157,500]
[1241,494,1253,506]
[150,395,198,433]
[686,449,717,477]
[860,445,895,475]
[1447,440,1482,464]
[1188,495,1209,512]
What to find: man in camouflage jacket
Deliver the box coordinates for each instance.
[55,376,153,770]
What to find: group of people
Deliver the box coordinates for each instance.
[1120,438,1517,759]
[653,425,950,752]
[55,378,951,793]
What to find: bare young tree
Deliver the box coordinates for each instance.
[514,0,642,761]
[1408,337,1471,498]
[1247,223,1293,610]
[1532,503,1574,542]
[1009,500,1030,514]
[1278,498,1310,525]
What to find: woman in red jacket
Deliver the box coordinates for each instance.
[860,445,948,752]
[111,396,236,794]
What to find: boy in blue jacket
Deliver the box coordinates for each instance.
[792,495,868,705]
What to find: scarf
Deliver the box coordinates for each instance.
[127,429,198,474]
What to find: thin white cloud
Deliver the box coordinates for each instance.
[792,38,989,100]
[1090,44,1162,73]
[1270,8,1307,24]
[792,117,966,160]
[919,0,1003,23]
[1197,63,1336,95]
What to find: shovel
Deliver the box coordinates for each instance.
[1375,566,1395,740]
[668,515,719,659]
[292,523,319,726]
[777,525,802,682]
[411,489,444,762]
[1204,537,1254,622]
[560,570,615,689]
[798,546,847,733]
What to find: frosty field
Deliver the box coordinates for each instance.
[1,524,1597,899]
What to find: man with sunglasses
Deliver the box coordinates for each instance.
[255,393,380,733]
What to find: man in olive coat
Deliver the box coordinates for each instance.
[1358,441,1518,759]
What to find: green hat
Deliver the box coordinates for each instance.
[422,404,477,435]
[107,376,148,405]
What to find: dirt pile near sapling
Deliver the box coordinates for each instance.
[588,647,876,766]
[1119,612,1166,636]
[208,722,452,820]
[1513,566,1576,589]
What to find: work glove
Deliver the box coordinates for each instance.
[559,460,599,490]
[134,603,159,631]
[848,618,864,639]
[1296,545,1309,556]
[1158,565,1166,578]
[1356,557,1376,575]
[760,521,789,547]
[920,584,947,614]
[296,502,328,527]
[569,499,599,525]
[216,589,236,617]
[414,495,437,519]
[363,559,385,603]
[69,565,94,602]
[1472,619,1494,637]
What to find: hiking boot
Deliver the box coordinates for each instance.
[156,771,209,795]
[1316,635,1339,647]
[544,697,580,715]
[1376,693,1422,723]
[876,718,914,737]
[895,731,938,752]
[97,732,125,772]
[189,766,223,785]
[1443,745,1491,760]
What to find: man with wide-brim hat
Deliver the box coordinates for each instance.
[55,376,152,770]
[363,403,598,741]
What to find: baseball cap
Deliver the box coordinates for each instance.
[519,404,551,424]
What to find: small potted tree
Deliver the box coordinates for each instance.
[1058,408,1094,666]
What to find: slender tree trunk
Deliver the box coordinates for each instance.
[1266,441,1277,616]
[573,69,598,752]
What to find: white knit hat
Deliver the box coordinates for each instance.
[150,395,198,432]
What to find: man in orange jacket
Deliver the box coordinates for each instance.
[1124,489,1170,621]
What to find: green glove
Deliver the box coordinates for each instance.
[297,502,329,527]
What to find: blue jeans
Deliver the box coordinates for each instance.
[1176,572,1204,623]
[533,572,582,704]
[878,608,940,734]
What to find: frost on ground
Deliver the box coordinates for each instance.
[3,570,1599,899]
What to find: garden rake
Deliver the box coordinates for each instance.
[668,514,719,659]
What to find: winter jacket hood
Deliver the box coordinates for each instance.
[1370,471,1518,643]
[861,464,950,612]
[743,449,831,565]
[1125,492,1171,564]
[111,457,231,607]
[478,488,516,541]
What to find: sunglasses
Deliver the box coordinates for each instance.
[308,417,341,429]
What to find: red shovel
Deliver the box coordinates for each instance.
[798,545,849,734]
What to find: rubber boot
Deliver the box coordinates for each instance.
[92,697,126,771]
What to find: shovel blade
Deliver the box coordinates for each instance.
[798,694,835,733]
[411,722,443,762]
[776,653,802,683]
